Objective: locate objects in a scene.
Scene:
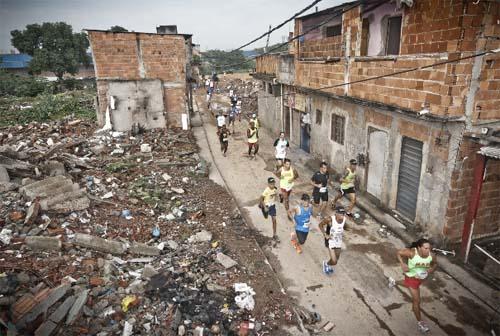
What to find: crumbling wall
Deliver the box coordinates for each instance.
[88,31,190,128]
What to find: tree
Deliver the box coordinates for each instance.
[109,26,128,33]
[11,22,90,80]
[201,49,254,75]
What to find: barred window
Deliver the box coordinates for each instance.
[330,114,345,144]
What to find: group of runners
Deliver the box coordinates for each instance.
[211,86,438,334]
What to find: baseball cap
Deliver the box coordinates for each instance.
[335,206,346,214]
[350,159,357,165]
[252,114,256,118]
[267,177,275,183]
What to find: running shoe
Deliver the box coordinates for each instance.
[328,265,334,274]
[417,321,430,333]
[322,260,329,274]
[388,277,396,289]
[291,238,302,254]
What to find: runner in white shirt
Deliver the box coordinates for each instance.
[216,111,226,131]
[273,132,289,168]
[319,206,348,275]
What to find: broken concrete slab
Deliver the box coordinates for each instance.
[188,230,212,243]
[129,242,160,256]
[25,236,61,251]
[66,289,89,325]
[19,175,89,212]
[24,200,40,225]
[42,161,66,177]
[142,265,158,279]
[0,181,19,192]
[74,233,126,255]
[34,320,57,336]
[0,165,10,182]
[0,154,33,176]
[16,284,70,329]
[216,252,238,269]
[49,295,76,323]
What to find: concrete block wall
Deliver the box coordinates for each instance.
[445,140,500,241]
[88,31,190,127]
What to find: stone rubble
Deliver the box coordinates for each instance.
[0,116,295,335]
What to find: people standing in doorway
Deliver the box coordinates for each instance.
[247,121,259,159]
[311,161,329,219]
[259,177,279,241]
[275,158,299,210]
[332,159,358,215]
[388,238,437,334]
[319,205,347,275]
[287,193,313,254]
[218,124,230,157]
[273,132,289,168]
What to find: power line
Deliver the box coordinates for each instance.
[232,0,324,52]
[217,0,385,70]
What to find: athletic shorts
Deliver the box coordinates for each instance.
[313,190,328,204]
[229,116,235,123]
[340,187,355,195]
[404,276,423,289]
[261,204,276,218]
[280,188,292,195]
[295,230,309,245]
[324,238,342,250]
[248,142,258,147]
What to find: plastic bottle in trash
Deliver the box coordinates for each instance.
[152,225,160,238]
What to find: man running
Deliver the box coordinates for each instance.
[332,159,358,215]
[311,161,329,219]
[319,206,347,274]
[216,111,226,132]
[250,113,260,129]
[273,132,289,168]
[287,193,313,254]
[275,158,299,210]
[228,106,236,133]
[218,124,230,157]
[247,121,259,159]
[388,238,437,334]
[259,177,279,241]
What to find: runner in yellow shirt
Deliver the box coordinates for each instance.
[259,177,279,241]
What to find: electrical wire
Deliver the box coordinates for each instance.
[232,0,324,52]
[217,0,380,70]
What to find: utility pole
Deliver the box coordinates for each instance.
[264,25,271,52]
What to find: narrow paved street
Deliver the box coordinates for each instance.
[193,86,496,336]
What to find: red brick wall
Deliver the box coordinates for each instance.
[255,55,278,76]
[299,36,343,59]
[444,140,500,241]
[87,31,189,127]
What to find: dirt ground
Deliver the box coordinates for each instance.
[194,75,499,336]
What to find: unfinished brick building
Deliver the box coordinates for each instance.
[253,0,500,257]
[86,29,193,130]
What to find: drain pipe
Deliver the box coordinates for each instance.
[460,153,487,262]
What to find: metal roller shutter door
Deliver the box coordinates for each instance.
[396,137,423,221]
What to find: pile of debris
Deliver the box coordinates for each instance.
[0,117,292,335]
[222,78,260,116]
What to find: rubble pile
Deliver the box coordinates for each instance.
[0,117,292,335]
[223,78,260,116]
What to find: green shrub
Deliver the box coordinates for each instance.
[0,70,53,97]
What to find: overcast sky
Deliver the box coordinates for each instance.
[0,0,344,53]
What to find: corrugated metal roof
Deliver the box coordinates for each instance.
[480,146,500,159]
[0,53,32,69]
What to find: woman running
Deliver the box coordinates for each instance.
[389,238,437,334]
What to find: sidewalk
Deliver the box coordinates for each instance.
[194,90,497,335]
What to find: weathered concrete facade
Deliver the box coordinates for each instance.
[254,0,500,245]
[87,30,193,129]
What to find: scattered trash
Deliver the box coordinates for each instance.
[121,295,139,313]
[234,283,256,310]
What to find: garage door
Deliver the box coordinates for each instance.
[396,137,423,221]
